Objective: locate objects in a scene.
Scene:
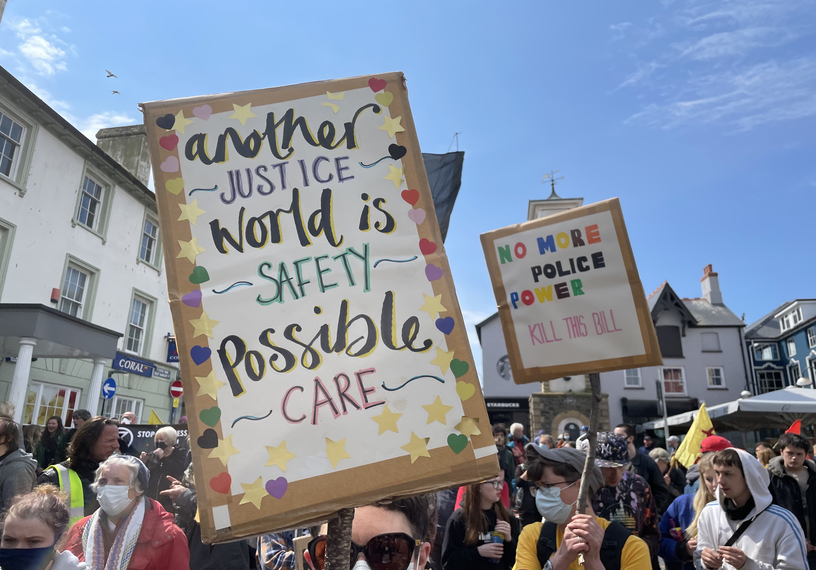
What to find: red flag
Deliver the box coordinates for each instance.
[786,419,802,434]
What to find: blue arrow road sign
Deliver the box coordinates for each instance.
[102,377,117,400]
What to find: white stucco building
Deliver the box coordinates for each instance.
[0,65,180,426]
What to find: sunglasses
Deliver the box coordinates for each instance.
[307,532,420,570]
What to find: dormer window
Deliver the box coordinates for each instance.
[780,307,803,332]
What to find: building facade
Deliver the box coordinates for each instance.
[0,65,180,426]
[745,300,816,394]
[602,265,751,429]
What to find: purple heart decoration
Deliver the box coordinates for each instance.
[425,264,443,281]
[265,477,288,499]
[160,156,179,173]
[407,208,426,225]
[436,317,455,335]
[193,105,212,120]
[182,289,202,307]
[191,345,211,365]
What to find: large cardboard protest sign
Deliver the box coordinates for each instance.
[480,199,661,384]
[142,73,497,542]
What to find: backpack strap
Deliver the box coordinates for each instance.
[535,522,559,567]
[599,521,631,570]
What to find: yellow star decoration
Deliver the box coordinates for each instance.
[379,115,405,139]
[238,477,266,509]
[208,434,240,466]
[178,200,206,225]
[177,237,205,263]
[195,370,226,400]
[384,165,404,189]
[419,294,447,320]
[172,111,193,135]
[322,102,340,114]
[230,103,257,126]
[190,311,219,339]
[326,91,344,100]
[423,396,453,425]
[371,405,402,435]
[455,416,482,437]
[326,438,351,469]
[266,441,296,471]
[401,432,431,464]
[430,347,455,375]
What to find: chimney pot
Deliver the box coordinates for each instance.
[700,264,723,305]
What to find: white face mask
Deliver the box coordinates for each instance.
[97,485,133,516]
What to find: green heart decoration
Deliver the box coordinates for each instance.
[451,359,469,378]
[447,433,468,454]
[189,266,210,284]
[199,406,221,427]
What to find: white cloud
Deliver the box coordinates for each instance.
[19,36,67,76]
[7,17,72,76]
[61,27,71,33]
[78,112,138,141]
[611,0,816,131]
[610,22,633,42]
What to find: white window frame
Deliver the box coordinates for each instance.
[807,327,816,349]
[788,338,797,357]
[754,343,779,361]
[0,100,37,194]
[22,381,82,427]
[58,255,100,321]
[0,217,15,300]
[624,369,642,388]
[781,308,804,332]
[707,366,726,389]
[661,366,687,396]
[757,370,785,394]
[137,211,162,272]
[789,361,801,384]
[124,289,157,357]
[72,165,114,243]
[111,396,143,423]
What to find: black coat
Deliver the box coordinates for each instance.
[768,455,816,544]
[631,451,672,515]
[145,446,188,512]
[514,463,539,528]
[441,507,519,570]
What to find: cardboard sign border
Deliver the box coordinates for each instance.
[142,72,498,543]
[480,198,662,385]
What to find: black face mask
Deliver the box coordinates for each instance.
[0,546,55,570]
[156,442,167,450]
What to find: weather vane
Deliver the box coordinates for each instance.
[542,170,564,199]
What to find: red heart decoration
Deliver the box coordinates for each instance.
[419,239,437,256]
[160,134,179,151]
[401,189,419,206]
[368,77,387,92]
[209,472,231,494]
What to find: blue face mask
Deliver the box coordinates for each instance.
[535,481,578,525]
[0,546,55,570]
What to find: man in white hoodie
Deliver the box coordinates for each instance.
[695,447,807,570]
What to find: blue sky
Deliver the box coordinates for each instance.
[2,0,815,377]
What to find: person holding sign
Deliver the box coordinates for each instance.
[514,446,650,570]
[441,477,519,569]
[140,426,186,512]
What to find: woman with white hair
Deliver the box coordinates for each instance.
[61,454,189,569]
[507,423,529,468]
[139,426,187,512]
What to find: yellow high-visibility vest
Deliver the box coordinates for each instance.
[54,464,84,526]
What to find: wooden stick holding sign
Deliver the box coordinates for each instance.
[575,373,602,567]
[325,508,355,570]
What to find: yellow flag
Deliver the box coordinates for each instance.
[674,403,715,468]
[147,410,164,425]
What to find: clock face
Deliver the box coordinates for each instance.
[497,355,511,381]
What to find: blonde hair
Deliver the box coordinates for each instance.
[686,454,716,538]
[155,426,178,446]
[757,447,775,467]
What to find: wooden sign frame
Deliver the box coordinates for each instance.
[142,72,497,543]
[480,198,661,385]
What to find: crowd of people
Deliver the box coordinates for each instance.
[0,409,813,570]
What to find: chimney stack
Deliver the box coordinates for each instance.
[96,125,151,187]
[701,264,723,305]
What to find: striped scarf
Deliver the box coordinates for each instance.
[81,497,144,570]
